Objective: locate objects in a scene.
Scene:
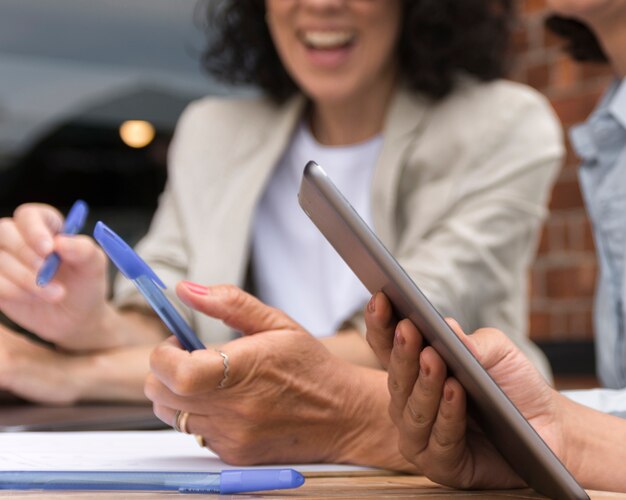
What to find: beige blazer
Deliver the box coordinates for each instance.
[114,79,563,377]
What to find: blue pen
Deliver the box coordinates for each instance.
[36,200,89,287]
[93,221,205,351]
[0,469,305,493]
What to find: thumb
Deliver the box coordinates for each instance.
[176,282,303,335]
[445,318,516,373]
[55,235,108,278]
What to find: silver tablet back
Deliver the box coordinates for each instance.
[298,160,588,500]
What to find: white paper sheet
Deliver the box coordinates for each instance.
[0,430,375,474]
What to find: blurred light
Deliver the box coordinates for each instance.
[119,120,155,148]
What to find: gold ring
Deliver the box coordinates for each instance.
[174,409,190,434]
[195,435,206,448]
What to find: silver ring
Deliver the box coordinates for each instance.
[216,350,230,389]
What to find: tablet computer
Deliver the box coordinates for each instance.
[298,161,588,500]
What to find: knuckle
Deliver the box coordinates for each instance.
[169,365,198,396]
[0,217,12,236]
[405,400,430,429]
[149,344,167,370]
[143,374,158,401]
[388,376,403,395]
[222,284,241,303]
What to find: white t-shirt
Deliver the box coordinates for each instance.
[251,121,383,337]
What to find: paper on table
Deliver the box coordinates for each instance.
[0,430,376,474]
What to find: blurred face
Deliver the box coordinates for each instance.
[266,0,402,106]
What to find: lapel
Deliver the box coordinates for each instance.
[206,94,306,286]
[233,94,307,207]
[371,86,431,249]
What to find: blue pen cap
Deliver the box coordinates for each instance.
[219,469,305,494]
[93,221,165,287]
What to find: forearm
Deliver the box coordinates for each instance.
[320,329,382,368]
[2,329,156,405]
[71,344,156,403]
[560,394,626,492]
[331,364,418,473]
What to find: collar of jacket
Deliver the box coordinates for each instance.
[235,85,432,249]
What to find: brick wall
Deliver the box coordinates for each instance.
[512,0,614,343]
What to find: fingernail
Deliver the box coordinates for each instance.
[394,326,405,346]
[38,239,53,255]
[182,281,209,295]
[445,385,454,402]
[367,294,376,314]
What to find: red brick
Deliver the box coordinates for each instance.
[578,61,613,80]
[529,267,545,298]
[536,224,550,255]
[551,56,579,91]
[521,0,548,15]
[529,310,551,341]
[511,25,530,53]
[527,61,551,90]
[581,218,596,252]
[549,178,584,210]
[550,89,608,125]
[567,309,594,340]
[545,263,597,299]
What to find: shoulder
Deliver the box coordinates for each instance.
[174,94,297,139]
[167,93,304,173]
[407,79,564,170]
[429,78,561,138]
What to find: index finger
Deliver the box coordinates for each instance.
[364,291,396,369]
[149,337,232,396]
[14,204,64,257]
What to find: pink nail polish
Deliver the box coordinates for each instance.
[394,327,405,346]
[182,281,209,295]
[367,294,376,314]
[445,385,454,402]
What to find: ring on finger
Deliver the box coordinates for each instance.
[215,350,230,389]
[173,409,191,434]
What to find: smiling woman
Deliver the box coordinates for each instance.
[202,0,514,103]
[0,0,564,474]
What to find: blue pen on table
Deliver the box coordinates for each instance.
[93,221,205,351]
[0,469,305,493]
[36,200,89,287]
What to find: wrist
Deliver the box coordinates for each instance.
[329,364,418,472]
[71,346,153,402]
[85,305,166,351]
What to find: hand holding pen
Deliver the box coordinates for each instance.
[0,201,115,351]
[36,200,89,287]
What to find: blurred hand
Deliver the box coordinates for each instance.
[145,282,388,466]
[0,203,115,351]
[365,292,565,489]
[0,322,86,404]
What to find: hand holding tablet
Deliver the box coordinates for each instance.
[298,160,588,500]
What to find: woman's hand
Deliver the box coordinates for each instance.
[0,322,154,404]
[0,203,124,351]
[365,292,565,489]
[145,282,416,470]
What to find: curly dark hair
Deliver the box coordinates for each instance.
[545,15,608,63]
[198,0,514,103]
